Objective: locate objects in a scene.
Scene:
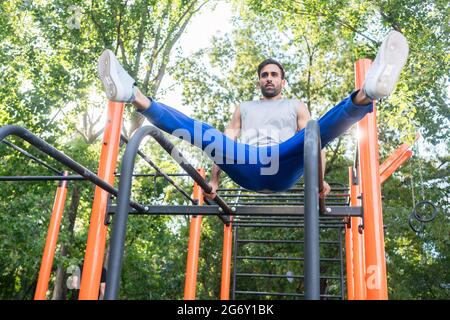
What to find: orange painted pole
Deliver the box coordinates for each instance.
[345,168,355,300]
[34,171,69,300]
[79,101,124,300]
[184,168,205,300]
[220,215,233,300]
[379,143,411,175]
[379,133,419,178]
[355,59,388,299]
[350,167,367,299]
[380,150,413,184]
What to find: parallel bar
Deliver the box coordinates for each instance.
[234,291,341,299]
[238,239,341,244]
[34,171,69,300]
[0,125,148,213]
[235,273,341,280]
[233,224,345,228]
[2,140,62,174]
[0,173,188,182]
[236,256,341,262]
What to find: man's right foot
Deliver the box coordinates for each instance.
[363,30,409,100]
[98,49,137,103]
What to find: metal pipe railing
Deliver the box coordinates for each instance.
[0,125,148,213]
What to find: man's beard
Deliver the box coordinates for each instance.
[261,85,281,98]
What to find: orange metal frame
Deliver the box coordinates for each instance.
[379,134,418,184]
[184,168,205,300]
[34,171,69,300]
[79,101,124,299]
[355,59,388,299]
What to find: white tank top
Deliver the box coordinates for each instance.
[239,98,299,146]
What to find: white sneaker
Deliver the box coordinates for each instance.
[363,30,409,100]
[98,49,137,102]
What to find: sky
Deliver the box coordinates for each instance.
[157,2,234,116]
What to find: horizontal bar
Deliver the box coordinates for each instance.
[0,125,148,213]
[233,291,342,299]
[108,205,362,217]
[218,187,349,192]
[237,239,341,244]
[230,202,348,206]
[0,173,188,182]
[220,194,349,198]
[233,224,345,228]
[2,140,62,174]
[236,256,341,262]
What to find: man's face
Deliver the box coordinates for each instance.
[258,64,285,98]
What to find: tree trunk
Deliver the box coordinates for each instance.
[51,185,81,300]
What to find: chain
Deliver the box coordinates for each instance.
[409,161,416,208]
[417,142,426,201]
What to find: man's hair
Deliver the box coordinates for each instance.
[257,58,285,79]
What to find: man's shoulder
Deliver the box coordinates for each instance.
[240,98,304,104]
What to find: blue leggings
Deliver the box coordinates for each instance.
[139,92,373,192]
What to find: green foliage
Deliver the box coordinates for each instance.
[0,0,448,300]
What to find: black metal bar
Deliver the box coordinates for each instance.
[0,125,147,213]
[218,187,348,192]
[234,290,341,299]
[233,224,345,228]
[219,193,349,198]
[304,120,321,300]
[236,256,341,262]
[230,201,347,206]
[120,135,194,203]
[235,273,341,280]
[2,140,62,174]
[107,205,362,217]
[0,173,190,182]
[237,239,341,244]
[106,125,232,300]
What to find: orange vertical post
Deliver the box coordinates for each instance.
[34,171,69,300]
[350,166,367,299]
[79,101,124,300]
[355,59,388,299]
[345,168,355,300]
[184,168,205,300]
[220,215,233,300]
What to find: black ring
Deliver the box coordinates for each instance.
[412,201,438,223]
[409,212,424,234]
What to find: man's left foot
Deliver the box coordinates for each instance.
[363,30,409,100]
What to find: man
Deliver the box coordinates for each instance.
[97,31,408,196]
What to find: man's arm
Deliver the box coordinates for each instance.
[207,105,241,198]
[296,101,330,197]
